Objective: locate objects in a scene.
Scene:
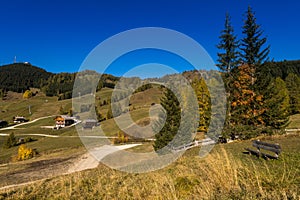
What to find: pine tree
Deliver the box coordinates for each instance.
[229,6,270,134]
[153,88,181,151]
[216,13,240,131]
[240,6,270,67]
[5,132,17,148]
[263,77,290,129]
[95,105,105,121]
[217,12,240,74]
[285,73,300,114]
[254,61,274,93]
[0,89,6,100]
[106,106,113,119]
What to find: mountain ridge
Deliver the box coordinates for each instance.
[1,59,300,98]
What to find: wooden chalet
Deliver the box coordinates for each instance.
[54,115,76,129]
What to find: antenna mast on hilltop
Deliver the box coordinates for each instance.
[14,56,17,63]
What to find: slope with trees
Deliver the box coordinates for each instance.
[0,63,120,100]
[0,63,51,93]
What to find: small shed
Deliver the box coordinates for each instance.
[13,116,28,123]
[82,119,99,129]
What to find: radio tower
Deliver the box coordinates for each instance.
[14,56,17,63]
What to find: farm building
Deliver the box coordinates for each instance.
[13,116,28,123]
[54,115,77,129]
[82,119,99,129]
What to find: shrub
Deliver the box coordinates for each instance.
[17,144,34,161]
[4,133,17,148]
[112,131,128,144]
[21,137,37,144]
[23,90,33,99]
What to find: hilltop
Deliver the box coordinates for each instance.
[0,63,51,93]
[0,63,120,100]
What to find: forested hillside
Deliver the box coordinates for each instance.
[0,63,51,93]
[0,63,120,100]
[260,60,300,80]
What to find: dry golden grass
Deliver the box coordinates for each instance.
[1,135,299,200]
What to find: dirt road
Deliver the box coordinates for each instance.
[0,144,141,191]
[67,144,141,173]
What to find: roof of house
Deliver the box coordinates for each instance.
[55,115,77,121]
[14,116,26,119]
[84,119,98,123]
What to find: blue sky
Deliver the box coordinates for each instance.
[0,0,299,77]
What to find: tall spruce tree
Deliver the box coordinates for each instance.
[263,77,290,129]
[217,13,239,130]
[235,6,270,132]
[153,88,181,151]
[217,13,239,74]
[240,6,270,66]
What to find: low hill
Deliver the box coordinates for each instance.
[0,63,121,99]
[0,63,52,93]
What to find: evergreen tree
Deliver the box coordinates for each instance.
[285,73,300,114]
[5,132,17,148]
[95,106,105,121]
[240,6,270,67]
[59,105,67,115]
[153,88,181,151]
[229,6,270,136]
[106,106,113,119]
[217,13,240,74]
[255,61,274,93]
[263,77,290,129]
[216,13,240,132]
[0,89,6,100]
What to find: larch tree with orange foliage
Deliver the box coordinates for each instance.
[230,64,264,126]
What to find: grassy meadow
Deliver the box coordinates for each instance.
[0,88,300,199]
[287,114,300,129]
[0,133,299,199]
[0,87,161,161]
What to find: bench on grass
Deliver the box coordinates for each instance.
[244,140,281,159]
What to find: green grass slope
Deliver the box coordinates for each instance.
[0,87,163,163]
[1,85,299,199]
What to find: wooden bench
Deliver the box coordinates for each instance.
[244,140,281,159]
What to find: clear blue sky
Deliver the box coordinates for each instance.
[0,0,299,76]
